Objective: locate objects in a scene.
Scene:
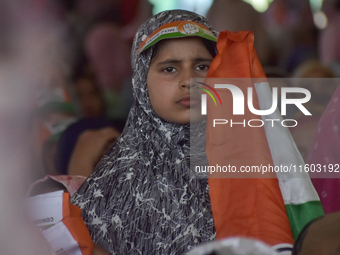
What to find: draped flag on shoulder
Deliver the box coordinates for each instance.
[203,30,324,250]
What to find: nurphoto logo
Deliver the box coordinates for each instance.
[196,81,312,128]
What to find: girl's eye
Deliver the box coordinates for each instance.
[163,67,176,73]
[196,65,210,71]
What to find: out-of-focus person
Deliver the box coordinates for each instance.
[306,85,340,214]
[29,84,77,180]
[319,0,340,67]
[292,60,337,116]
[0,0,78,254]
[83,22,133,121]
[73,71,107,118]
[55,117,121,177]
[264,0,318,73]
[74,0,152,27]
[289,60,337,160]
[206,0,269,64]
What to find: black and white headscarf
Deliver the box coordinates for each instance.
[71,10,217,255]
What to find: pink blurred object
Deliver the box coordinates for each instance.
[307,85,340,214]
[84,23,131,91]
[28,175,87,196]
[319,15,340,65]
[75,0,117,20]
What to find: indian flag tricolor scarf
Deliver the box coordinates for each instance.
[205,30,324,249]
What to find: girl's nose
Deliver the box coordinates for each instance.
[179,68,194,89]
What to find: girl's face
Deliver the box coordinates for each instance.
[75,77,105,117]
[147,37,213,124]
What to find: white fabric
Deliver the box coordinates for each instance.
[187,237,279,255]
[255,82,320,204]
[42,221,82,255]
[26,190,65,227]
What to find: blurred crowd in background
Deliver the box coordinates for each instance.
[1,0,340,217]
[1,0,340,253]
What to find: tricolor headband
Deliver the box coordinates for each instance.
[137,20,218,54]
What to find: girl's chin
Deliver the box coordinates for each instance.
[188,107,206,124]
[159,108,206,125]
[189,114,206,124]
[178,111,206,125]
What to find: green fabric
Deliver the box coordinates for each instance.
[46,132,62,143]
[104,91,126,120]
[35,102,75,116]
[285,201,324,240]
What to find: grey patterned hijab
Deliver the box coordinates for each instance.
[71,10,217,254]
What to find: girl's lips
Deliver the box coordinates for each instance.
[177,95,201,107]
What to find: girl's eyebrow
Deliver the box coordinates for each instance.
[156,59,181,65]
[194,57,213,62]
[156,57,213,66]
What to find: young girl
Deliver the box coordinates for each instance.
[71,10,218,254]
